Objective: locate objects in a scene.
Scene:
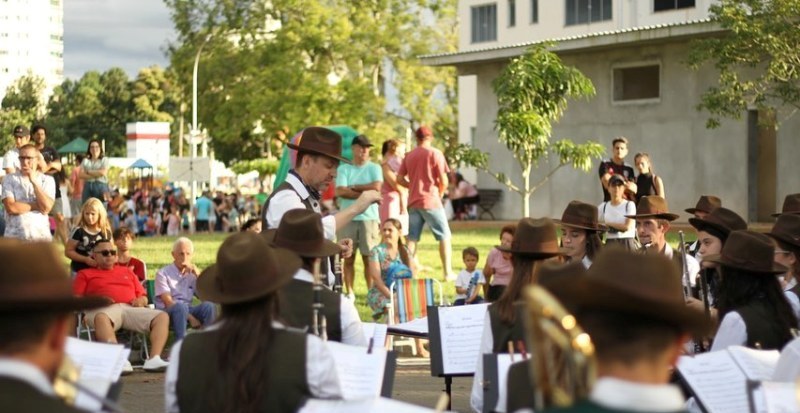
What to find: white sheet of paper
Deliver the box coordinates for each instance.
[389,317,429,336]
[436,303,489,375]
[678,351,750,413]
[728,346,780,381]
[326,341,388,400]
[493,355,522,413]
[362,322,389,349]
[298,397,438,413]
[761,381,800,413]
[65,338,128,412]
[774,337,800,381]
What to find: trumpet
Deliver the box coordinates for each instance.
[522,285,596,410]
[311,259,328,341]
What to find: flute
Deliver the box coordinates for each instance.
[311,259,328,341]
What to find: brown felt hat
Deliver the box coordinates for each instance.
[703,230,787,275]
[198,232,302,304]
[287,126,350,164]
[0,239,110,313]
[685,195,722,215]
[496,218,566,258]
[767,214,800,249]
[772,194,800,217]
[688,207,747,239]
[555,200,607,232]
[262,209,340,258]
[626,196,679,221]
[546,248,712,335]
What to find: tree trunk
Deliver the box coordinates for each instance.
[522,164,531,217]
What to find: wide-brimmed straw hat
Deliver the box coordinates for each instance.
[0,239,110,313]
[685,195,722,215]
[767,214,800,249]
[198,232,302,304]
[625,196,679,221]
[287,126,351,164]
[703,230,787,275]
[496,218,566,258]
[688,207,747,241]
[555,201,607,232]
[772,194,800,217]
[262,209,340,258]
[546,248,711,335]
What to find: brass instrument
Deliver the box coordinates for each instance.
[54,356,126,412]
[333,254,344,294]
[522,284,596,410]
[311,260,328,341]
[678,231,692,300]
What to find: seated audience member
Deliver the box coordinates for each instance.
[264,209,366,346]
[114,227,147,282]
[155,238,216,340]
[454,246,485,305]
[483,225,516,302]
[0,239,110,413]
[73,240,170,372]
[448,172,480,220]
[1,144,55,241]
[506,249,712,413]
[165,232,343,412]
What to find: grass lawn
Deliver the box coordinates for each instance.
[80,226,695,321]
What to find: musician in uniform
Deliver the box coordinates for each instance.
[523,249,712,413]
[684,195,722,257]
[0,239,109,413]
[704,230,798,351]
[773,193,800,217]
[165,232,343,413]
[264,209,367,346]
[768,214,800,320]
[555,201,605,269]
[470,218,565,413]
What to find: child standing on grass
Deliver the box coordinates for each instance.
[65,197,112,275]
[166,204,181,236]
[454,247,485,305]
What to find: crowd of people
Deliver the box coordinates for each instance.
[3,123,800,413]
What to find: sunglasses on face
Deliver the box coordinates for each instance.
[96,250,117,257]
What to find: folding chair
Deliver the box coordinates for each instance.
[76,311,150,366]
[387,278,444,355]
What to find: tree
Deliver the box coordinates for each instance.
[1,72,46,115]
[687,0,800,128]
[488,44,604,217]
[230,158,280,191]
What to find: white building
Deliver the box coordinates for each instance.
[423,0,800,222]
[126,122,171,169]
[0,0,64,107]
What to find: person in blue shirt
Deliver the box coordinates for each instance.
[193,191,214,233]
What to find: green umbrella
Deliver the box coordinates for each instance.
[57,137,90,154]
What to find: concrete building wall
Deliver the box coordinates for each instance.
[459,39,798,222]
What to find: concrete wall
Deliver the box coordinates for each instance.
[460,39,800,222]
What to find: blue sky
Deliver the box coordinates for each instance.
[63,0,174,79]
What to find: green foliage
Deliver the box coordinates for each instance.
[230,158,280,177]
[164,0,458,164]
[487,44,602,216]
[687,0,800,128]
[1,72,46,115]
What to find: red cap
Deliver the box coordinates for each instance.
[415,126,433,140]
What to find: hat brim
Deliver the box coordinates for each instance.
[772,211,800,218]
[555,219,608,232]
[197,247,301,304]
[287,143,351,165]
[495,244,567,258]
[766,232,800,250]
[547,277,712,336]
[702,253,788,275]
[625,212,680,221]
[684,208,708,215]
[688,217,729,236]
[0,295,111,314]
[262,230,341,258]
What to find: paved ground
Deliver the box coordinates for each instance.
[118,358,473,413]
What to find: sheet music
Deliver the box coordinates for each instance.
[761,381,800,413]
[362,322,389,349]
[326,341,388,400]
[678,351,750,413]
[65,338,129,412]
[493,355,522,413]
[388,317,429,336]
[774,337,800,381]
[437,303,489,375]
[728,346,780,381]
[299,397,438,413]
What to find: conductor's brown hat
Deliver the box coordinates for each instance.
[626,196,679,221]
[703,230,787,275]
[262,209,340,258]
[767,214,800,249]
[772,194,800,217]
[555,201,607,232]
[685,195,722,215]
[287,127,350,164]
[0,239,110,313]
[496,218,566,258]
[546,248,711,335]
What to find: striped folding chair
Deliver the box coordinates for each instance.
[387,278,444,355]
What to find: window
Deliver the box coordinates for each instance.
[508,0,516,27]
[654,0,695,12]
[612,64,660,102]
[531,0,538,23]
[471,4,498,43]
[566,0,612,25]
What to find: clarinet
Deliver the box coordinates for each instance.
[679,231,706,353]
[332,253,343,294]
[311,260,328,341]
